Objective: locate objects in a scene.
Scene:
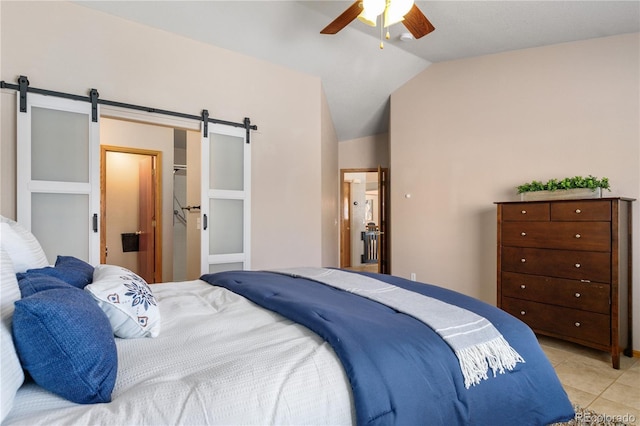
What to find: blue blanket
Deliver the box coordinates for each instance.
[201,270,574,426]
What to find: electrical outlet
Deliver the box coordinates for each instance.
[410,273,416,281]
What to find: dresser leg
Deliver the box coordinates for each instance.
[612,352,620,369]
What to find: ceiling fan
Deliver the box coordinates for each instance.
[320,0,435,44]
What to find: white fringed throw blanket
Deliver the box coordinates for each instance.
[274,268,525,388]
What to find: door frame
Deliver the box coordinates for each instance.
[100,145,163,281]
[340,167,390,274]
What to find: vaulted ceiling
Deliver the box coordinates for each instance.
[77,1,640,141]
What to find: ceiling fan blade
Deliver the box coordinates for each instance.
[320,1,363,34]
[402,4,435,39]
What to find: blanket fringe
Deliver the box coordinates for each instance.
[456,336,525,388]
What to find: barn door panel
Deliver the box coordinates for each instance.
[201,124,251,274]
[17,93,100,264]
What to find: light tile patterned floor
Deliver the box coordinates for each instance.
[538,335,639,424]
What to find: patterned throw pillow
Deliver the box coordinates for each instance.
[85,265,161,338]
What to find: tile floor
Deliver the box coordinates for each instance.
[538,335,639,424]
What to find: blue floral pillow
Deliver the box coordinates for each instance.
[85,265,161,338]
[12,287,117,404]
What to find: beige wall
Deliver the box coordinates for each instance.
[0,1,337,270]
[391,33,640,350]
[339,133,390,169]
[321,89,340,267]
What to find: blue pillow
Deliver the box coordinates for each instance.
[55,255,94,284]
[23,255,94,289]
[16,272,74,298]
[12,288,118,404]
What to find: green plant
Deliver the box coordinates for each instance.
[517,175,610,194]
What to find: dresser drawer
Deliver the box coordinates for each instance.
[551,200,611,221]
[501,222,611,251]
[501,203,549,221]
[501,247,611,282]
[501,271,610,314]
[502,297,610,346]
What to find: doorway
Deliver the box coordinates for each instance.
[100,146,162,283]
[340,167,389,274]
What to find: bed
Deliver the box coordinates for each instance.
[1,215,575,425]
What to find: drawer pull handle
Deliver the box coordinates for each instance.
[520,311,526,316]
[521,258,526,263]
[575,263,581,268]
[521,210,527,215]
[575,233,581,239]
[575,209,581,214]
[521,232,527,236]
[520,284,526,289]
[575,293,581,298]
[575,322,581,327]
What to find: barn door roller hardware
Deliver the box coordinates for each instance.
[1,75,258,142]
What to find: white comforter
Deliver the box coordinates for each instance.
[4,280,355,425]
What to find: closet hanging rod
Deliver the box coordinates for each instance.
[1,76,257,141]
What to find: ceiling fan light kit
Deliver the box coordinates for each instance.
[383,0,415,27]
[321,0,435,48]
[357,0,386,26]
[358,0,413,28]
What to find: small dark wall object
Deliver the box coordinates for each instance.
[121,233,140,252]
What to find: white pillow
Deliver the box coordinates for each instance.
[0,248,25,422]
[0,216,49,273]
[86,265,161,338]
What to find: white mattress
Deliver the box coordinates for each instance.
[4,280,355,425]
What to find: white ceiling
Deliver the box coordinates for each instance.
[77,1,640,142]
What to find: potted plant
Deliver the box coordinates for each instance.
[517,175,610,201]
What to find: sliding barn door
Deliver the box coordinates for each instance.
[16,93,100,264]
[201,124,251,274]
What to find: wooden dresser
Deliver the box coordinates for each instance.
[496,198,633,368]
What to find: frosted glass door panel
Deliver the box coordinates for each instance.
[209,199,243,255]
[209,133,243,191]
[208,262,244,274]
[31,107,89,182]
[32,193,90,263]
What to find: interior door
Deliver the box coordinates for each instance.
[138,156,156,282]
[16,93,100,264]
[377,166,389,274]
[340,168,390,273]
[341,180,351,268]
[200,124,251,274]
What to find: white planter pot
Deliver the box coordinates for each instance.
[520,187,603,202]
